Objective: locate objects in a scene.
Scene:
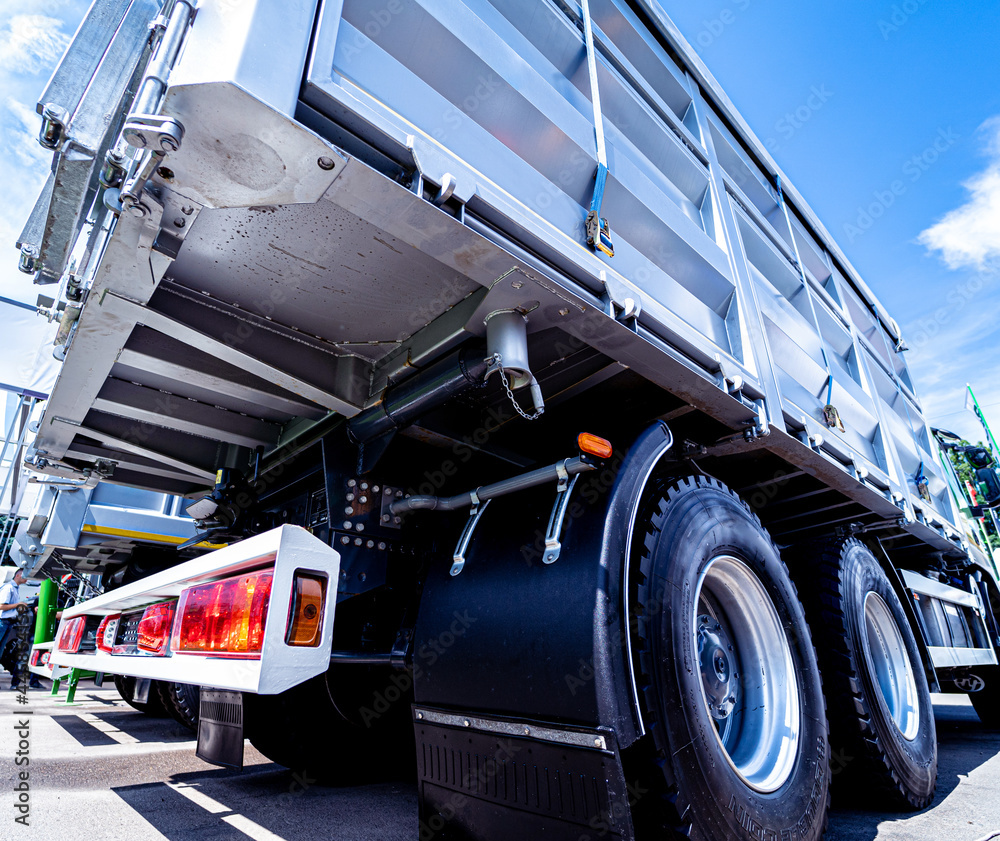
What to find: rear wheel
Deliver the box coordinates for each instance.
[158,681,199,731]
[969,668,1000,726]
[788,538,936,809]
[114,675,168,715]
[633,476,829,841]
[244,666,414,783]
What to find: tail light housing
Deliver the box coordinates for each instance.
[136,603,175,654]
[173,569,273,658]
[96,614,120,653]
[56,617,86,653]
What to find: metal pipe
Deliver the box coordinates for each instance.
[348,344,489,445]
[132,0,194,118]
[0,518,15,559]
[329,651,395,666]
[0,397,35,525]
[0,396,23,480]
[391,455,597,515]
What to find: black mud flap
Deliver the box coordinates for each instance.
[133,678,152,704]
[414,707,635,841]
[197,689,245,769]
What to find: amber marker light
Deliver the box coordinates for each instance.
[286,572,327,647]
[578,432,613,459]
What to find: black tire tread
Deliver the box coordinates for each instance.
[789,538,934,810]
[113,675,168,715]
[633,474,829,839]
[158,681,199,731]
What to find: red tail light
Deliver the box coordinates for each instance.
[174,570,273,658]
[30,649,41,667]
[96,614,120,653]
[56,617,86,653]
[136,602,175,654]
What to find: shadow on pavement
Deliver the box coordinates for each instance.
[112,762,417,841]
[826,697,1000,840]
[49,708,195,747]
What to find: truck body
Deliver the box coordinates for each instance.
[22,1,1000,838]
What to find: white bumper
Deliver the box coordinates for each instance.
[50,525,340,694]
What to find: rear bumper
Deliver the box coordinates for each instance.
[50,525,339,694]
[28,642,72,682]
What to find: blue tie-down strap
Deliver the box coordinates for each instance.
[586,164,614,257]
[914,461,931,502]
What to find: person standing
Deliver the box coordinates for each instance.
[0,568,29,689]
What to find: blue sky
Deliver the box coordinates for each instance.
[0,0,90,307]
[663,1,1000,443]
[1,2,999,442]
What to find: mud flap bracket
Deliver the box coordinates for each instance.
[414,707,635,840]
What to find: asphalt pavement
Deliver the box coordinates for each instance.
[1,682,998,840]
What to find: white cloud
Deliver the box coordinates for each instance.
[0,1,71,15]
[4,96,49,168]
[919,117,1000,270]
[0,1,88,297]
[0,14,70,74]
[901,267,1000,439]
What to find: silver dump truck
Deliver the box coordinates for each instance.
[20,1,1000,838]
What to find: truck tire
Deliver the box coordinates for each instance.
[968,580,1000,727]
[158,681,199,732]
[789,538,936,810]
[114,675,168,715]
[634,475,829,841]
[969,668,1000,726]
[244,668,414,783]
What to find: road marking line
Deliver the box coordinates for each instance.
[166,781,230,814]
[79,712,139,744]
[166,779,289,839]
[223,814,288,840]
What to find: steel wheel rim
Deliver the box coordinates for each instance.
[694,555,800,793]
[862,591,920,741]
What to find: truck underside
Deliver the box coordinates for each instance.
[23,1,1000,839]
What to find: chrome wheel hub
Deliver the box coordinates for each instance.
[697,615,739,719]
[863,591,920,740]
[694,555,801,793]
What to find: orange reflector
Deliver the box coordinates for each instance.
[578,432,613,459]
[286,572,327,647]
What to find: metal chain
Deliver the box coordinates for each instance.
[490,353,543,421]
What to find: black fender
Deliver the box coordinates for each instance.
[412,421,673,747]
